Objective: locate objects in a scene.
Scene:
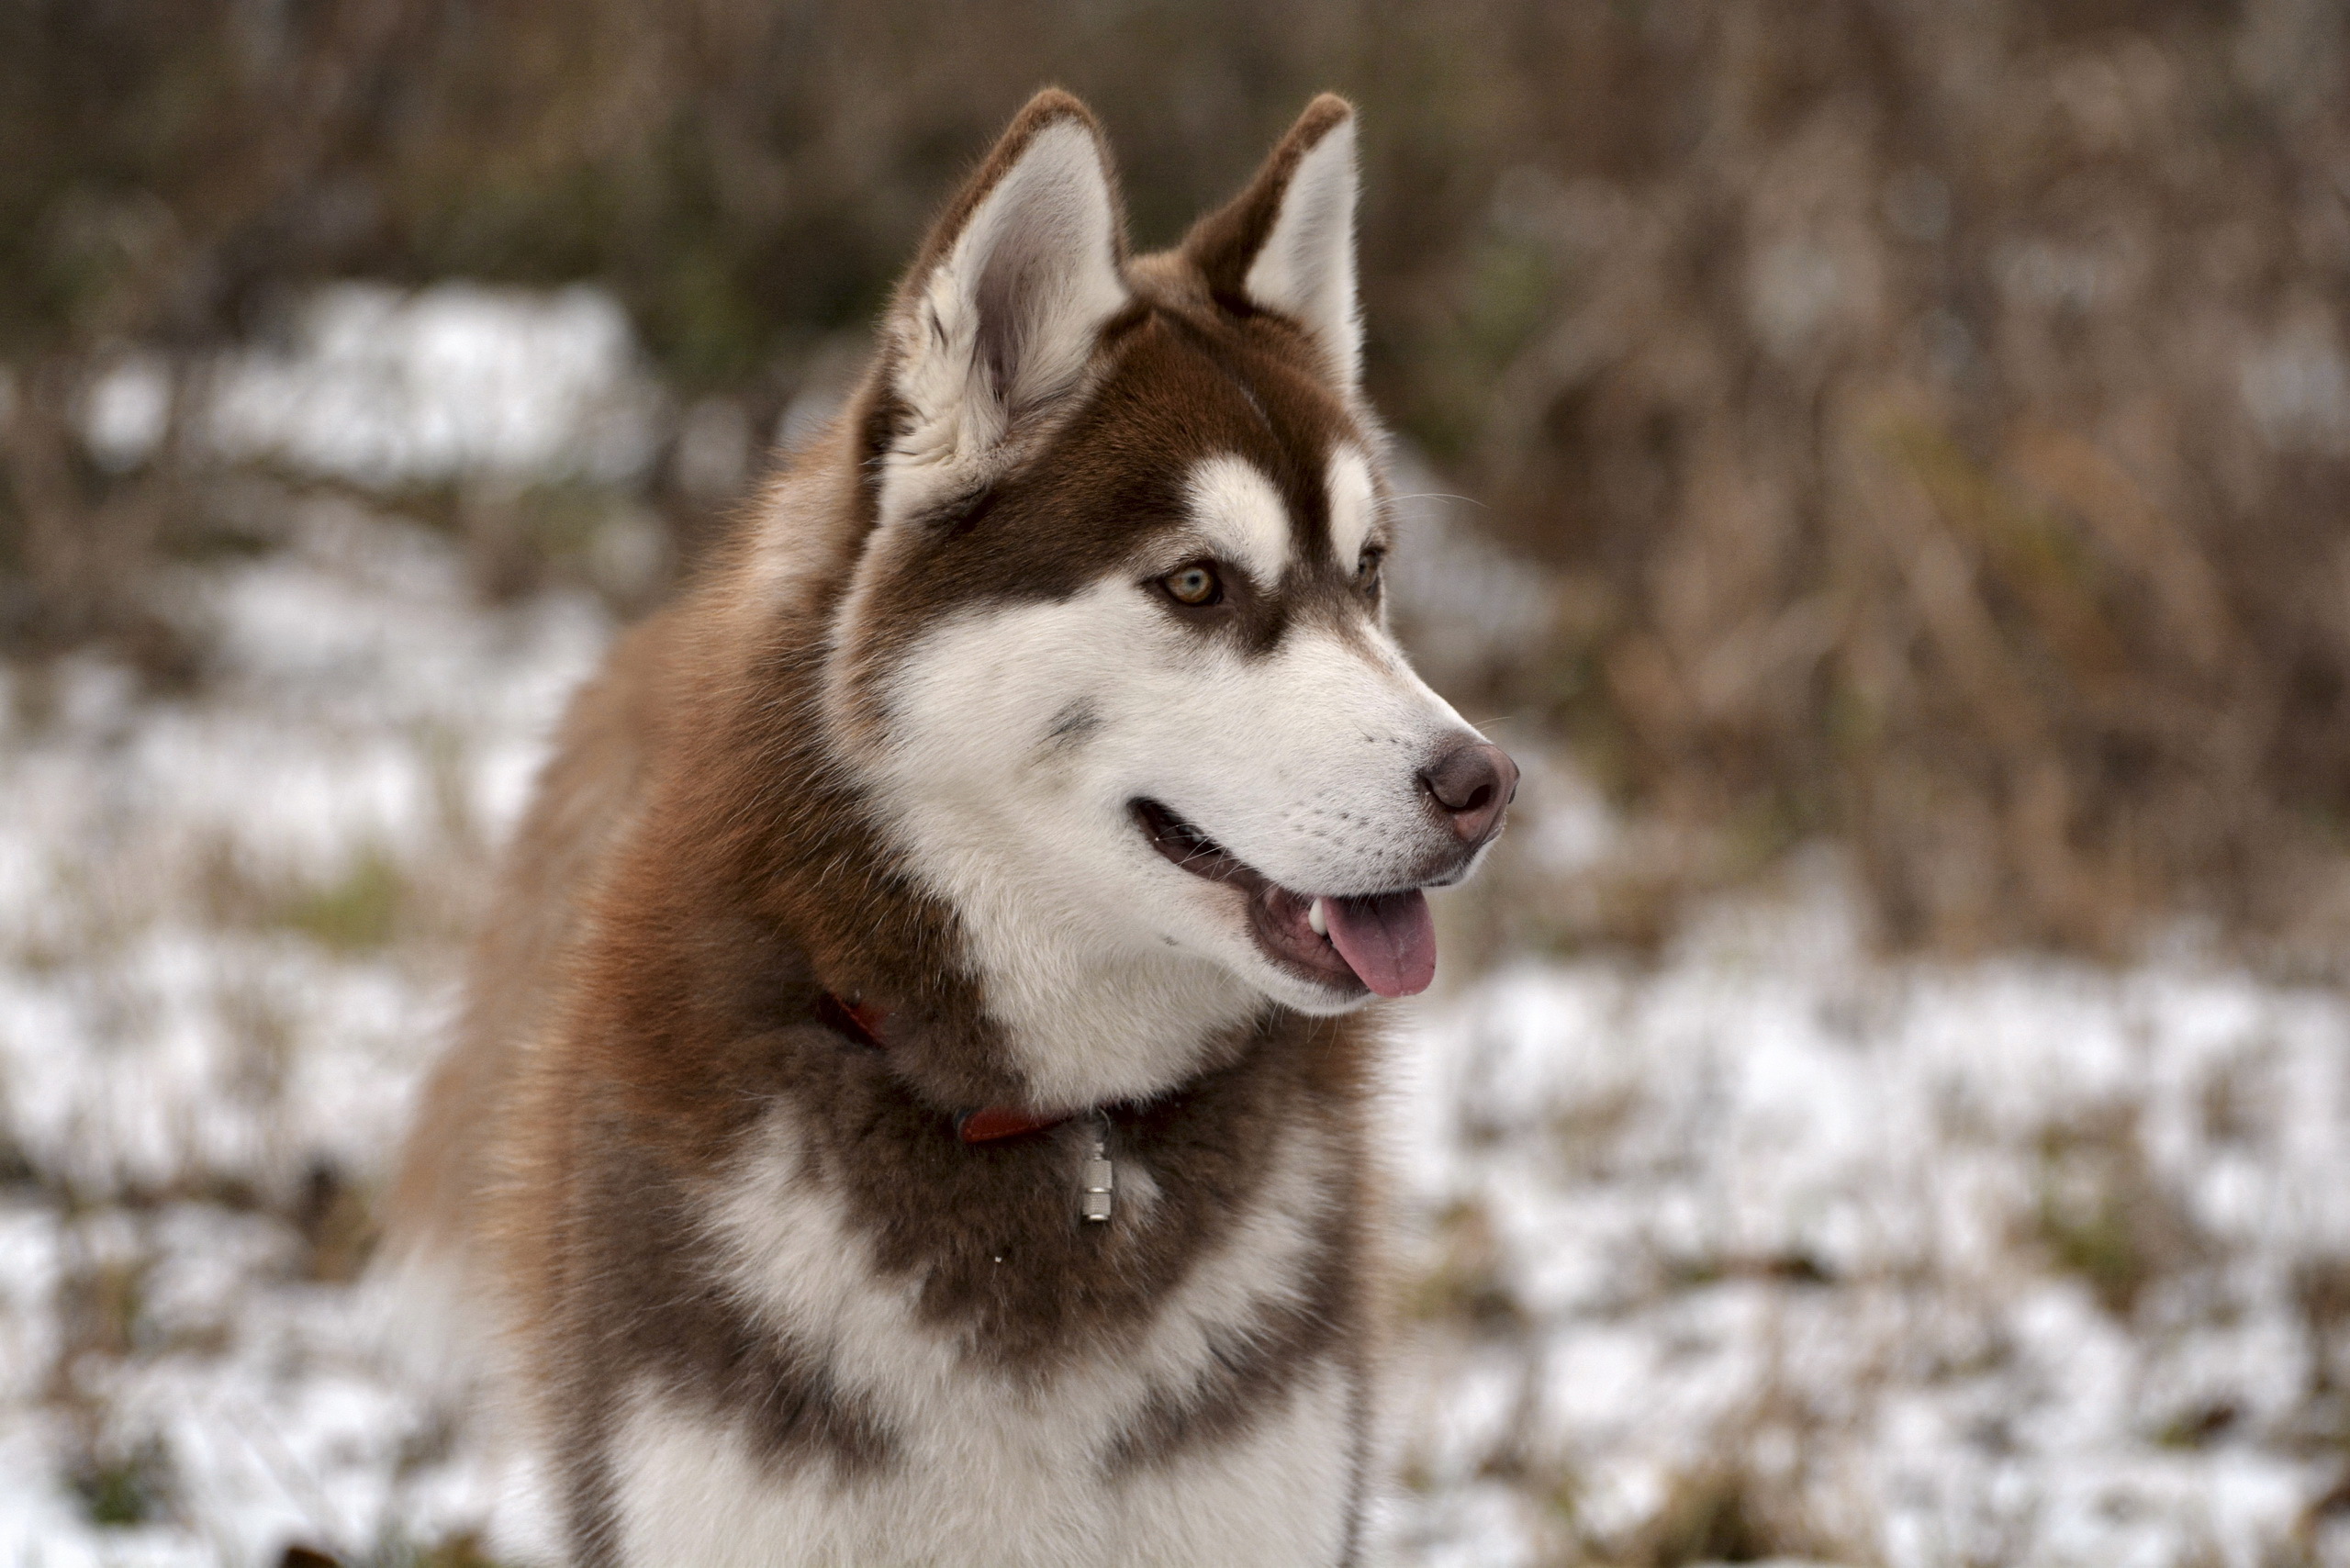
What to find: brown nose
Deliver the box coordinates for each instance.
[1421,741,1518,846]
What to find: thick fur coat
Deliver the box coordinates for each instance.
[385,89,1515,1568]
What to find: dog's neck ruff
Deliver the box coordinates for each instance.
[814,990,1120,1224]
[812,991,1078,1144]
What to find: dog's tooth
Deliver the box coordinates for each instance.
[1308,897,1328,936]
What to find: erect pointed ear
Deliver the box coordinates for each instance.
[1182,95,1361,391]
[875,89,1129,525]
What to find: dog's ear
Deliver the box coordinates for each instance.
[1182,95,1361,392]
[875,89,1128,526]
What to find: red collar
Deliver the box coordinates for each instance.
[814,991,1071,1144]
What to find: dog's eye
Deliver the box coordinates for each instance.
[1161,564,1223,607]
[1355,548,1385,592]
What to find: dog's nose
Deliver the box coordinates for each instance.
[1420,741,1518,846]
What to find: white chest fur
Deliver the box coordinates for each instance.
[601,1106,1360,1568]
[610,1360,1353,1568]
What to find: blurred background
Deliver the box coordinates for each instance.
[3,2,2348,1563]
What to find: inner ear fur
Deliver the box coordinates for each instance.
[1181,94,1362,391]
[873,88,1131,524]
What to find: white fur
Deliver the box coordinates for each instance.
[603,1105,1357,1567]
[1243,116,1361,390]
[879,118,1129,530]
[1186,455,1293,587]
[863,555,1478,1105]
[855,577,1260,1107]
[1326,446,1376,566]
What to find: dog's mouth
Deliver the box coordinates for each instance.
[1131,799,1438,998]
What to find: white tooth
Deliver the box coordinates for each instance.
[1308,898,1328,936]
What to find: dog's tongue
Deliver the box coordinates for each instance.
[1322,890,1437,998]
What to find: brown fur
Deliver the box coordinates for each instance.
[386,89,1394,1564]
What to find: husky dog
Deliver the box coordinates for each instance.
[385,88,1516,1567]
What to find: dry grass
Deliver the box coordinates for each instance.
[2028,1101,2210,1320]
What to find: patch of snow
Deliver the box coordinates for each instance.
[83,353,175,472]
[1383,861,2350,1566]
[79,282,673,485]
[0,498,605,1565]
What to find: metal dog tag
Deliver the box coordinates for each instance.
[1080,1121,1114,1223]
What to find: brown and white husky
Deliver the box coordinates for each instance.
[384,88,1516,1568]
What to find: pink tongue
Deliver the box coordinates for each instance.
[1321,890,1438,998]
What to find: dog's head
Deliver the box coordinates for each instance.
[825,90,1515,1050]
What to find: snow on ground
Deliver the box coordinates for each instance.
[1382,876,2350,1567]
[5,286,2347,1565]
[3,498,2344,1568]
[0,500,608,1567]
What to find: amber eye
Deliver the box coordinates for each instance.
[1161,564,1223,607]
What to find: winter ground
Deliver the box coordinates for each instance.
[4,289,2348,1567]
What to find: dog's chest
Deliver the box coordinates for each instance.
[606,1351,1359,1567]
[599,1105,1364,1567]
